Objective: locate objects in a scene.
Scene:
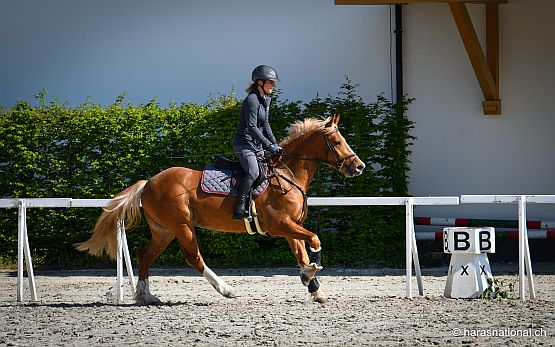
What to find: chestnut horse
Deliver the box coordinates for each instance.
[76,114,365,304]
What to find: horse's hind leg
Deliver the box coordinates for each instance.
[135,215,175,305]
[286,238,328,303]
[173,223,239,298]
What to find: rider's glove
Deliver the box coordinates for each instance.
[268,143,283,155]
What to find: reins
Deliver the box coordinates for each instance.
[262,127,359,224]
[265,162,309,224]
[278,127,357,170]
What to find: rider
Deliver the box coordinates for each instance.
[232,65,283,220]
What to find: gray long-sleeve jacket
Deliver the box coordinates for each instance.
[232,92,277,151]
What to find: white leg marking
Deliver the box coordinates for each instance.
[203,266,240,298]
[134,279,162,305]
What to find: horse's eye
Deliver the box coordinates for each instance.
[334,141,341,145]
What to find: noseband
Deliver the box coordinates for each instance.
[322,128,357,171]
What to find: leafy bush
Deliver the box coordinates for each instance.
[0,81,413,268]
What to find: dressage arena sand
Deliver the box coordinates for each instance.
[1,264,553,347]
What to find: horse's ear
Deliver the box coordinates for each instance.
[326,113,340,127]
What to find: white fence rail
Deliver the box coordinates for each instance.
[2,195,553,302]
[308,196,459,298]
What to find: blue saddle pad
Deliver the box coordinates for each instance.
[200,164,269,196]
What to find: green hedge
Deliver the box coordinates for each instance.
[0,81,414,268]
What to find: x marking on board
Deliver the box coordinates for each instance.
[461,265,469,275]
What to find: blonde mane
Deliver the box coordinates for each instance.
[279,117,330,151]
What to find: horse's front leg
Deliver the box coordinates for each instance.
[286,238,328,303]
[277,222,323,282]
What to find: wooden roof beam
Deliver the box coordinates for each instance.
[449,2,501,115]
[335,0,504,115]
[335,1,507,4]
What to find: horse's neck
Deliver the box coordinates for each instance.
[278,131,325,191]
[281,147,320,192]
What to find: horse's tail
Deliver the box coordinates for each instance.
[75,180,148,259]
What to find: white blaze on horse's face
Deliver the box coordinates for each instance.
[323,115,366,177]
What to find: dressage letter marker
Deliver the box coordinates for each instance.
[443,227,495,298]
[454,231,471,252]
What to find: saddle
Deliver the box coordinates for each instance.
[200,156,269,197]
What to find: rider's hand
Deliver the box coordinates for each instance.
[269,143,283,155]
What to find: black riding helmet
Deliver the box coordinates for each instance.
[252,65,279,82]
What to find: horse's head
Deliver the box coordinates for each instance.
[319,114,365,177]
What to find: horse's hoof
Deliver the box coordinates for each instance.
[300,263,323,285]
[311,289,328,304]
[135,295,162,306]
[224,289,240,298]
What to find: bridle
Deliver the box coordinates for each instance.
[281,127,358,170]
[322,127,358,171]
[264,126,359,223]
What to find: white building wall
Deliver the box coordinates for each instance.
[0,0,391,106]
[1,0,553,220]
[404,0,555,219]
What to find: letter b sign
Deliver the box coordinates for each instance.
[454,231,470,251]
[478,227,495,253]
[443,227,495,254]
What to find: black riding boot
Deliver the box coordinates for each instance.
[232,176,254,220]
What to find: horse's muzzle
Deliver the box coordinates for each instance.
[354,162,366,175]
[344,158,365,177]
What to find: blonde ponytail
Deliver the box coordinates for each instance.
[245,82,257,94]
